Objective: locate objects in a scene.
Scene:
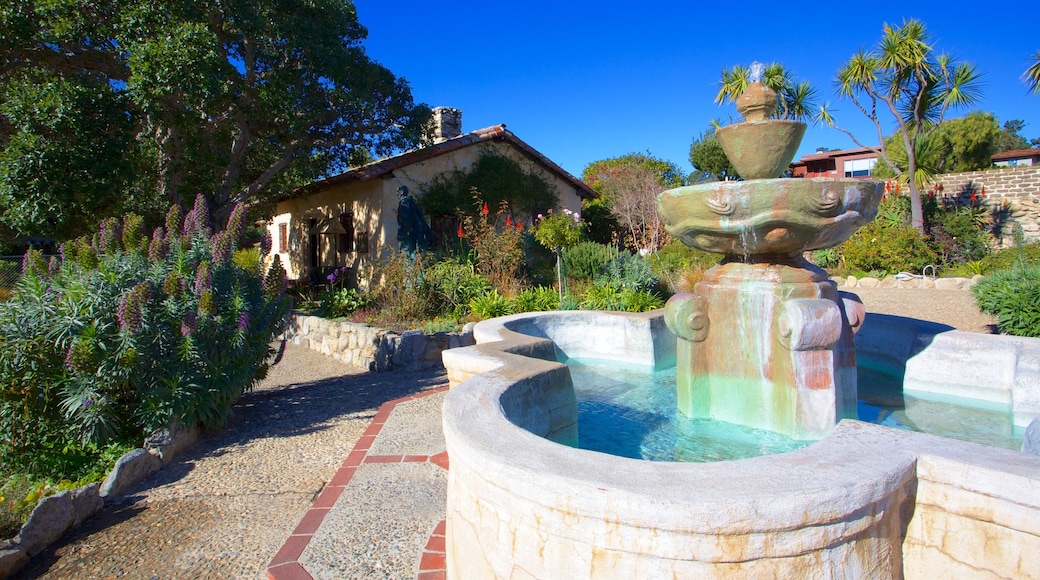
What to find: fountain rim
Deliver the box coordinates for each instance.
[442,309,1038,535]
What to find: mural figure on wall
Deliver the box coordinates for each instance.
[396,185,433,257]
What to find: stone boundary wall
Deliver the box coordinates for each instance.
[285,313,475,372]
[928,165,1040,245]
[0,424,197,577]
[834,275,982,290]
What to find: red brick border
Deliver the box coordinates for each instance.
[266,387,450,580]
[417,519,447,579]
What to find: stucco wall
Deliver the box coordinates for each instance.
[266,140,585,287]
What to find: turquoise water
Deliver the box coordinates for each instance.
[566,358,1022,463]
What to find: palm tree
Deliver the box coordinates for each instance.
[1025,50,1040,95]
[825,19,983,233]
[714,63,819,123]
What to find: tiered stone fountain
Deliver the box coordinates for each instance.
[439,67,1040,579]
[659,75,882,440]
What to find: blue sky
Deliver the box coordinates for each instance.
[354,1,1039,180]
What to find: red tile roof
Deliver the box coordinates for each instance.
[292,125,597,200]
[791,147,878,165]
[992,148,1040,161]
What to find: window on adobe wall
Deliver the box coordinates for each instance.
[356,230,369,254]
[339,211,355,253]
[278,223,288,253]
[844,158,877,177]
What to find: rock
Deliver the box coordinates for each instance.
[14,492,74,556]
[144,423,198,465]
[68,484,103,526]
[1024,418,1040,456]
[100,447,161,498]
[0,543,28,577]
[846,276,858,288]
[919,278,936,289]
[879,276,898,288]
[934,278,965,290]
[857,277,879,288]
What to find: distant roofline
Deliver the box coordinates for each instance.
[284,125,597,201]
[992,148,1040,161]
[791,147,878,165]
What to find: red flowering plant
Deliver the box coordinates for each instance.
[0,198,291,484]
[456,189,526,295]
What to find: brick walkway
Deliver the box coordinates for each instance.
[267,388,450,580]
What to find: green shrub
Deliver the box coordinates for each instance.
[595,252,658,293]
[649,241,719,273]
[619,289,664,312]
[838,219,938,276]
[0,200,291,481]
[580,283,625,311]
[562,242,618,281]
[579,283,663,312]
[468,289,513,320]
[976,242,1040,274]
[972,264,1040,337]
[810,248,842,270]
[319,287,372,318]
[419,258,492,319]
[930,205,992,265]
[649,241,720,292]
[559,295,580,310]
[420,317,461,334]
[510,286,560,313]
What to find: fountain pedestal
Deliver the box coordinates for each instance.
[658,177,882,440]
[665,258,865,440]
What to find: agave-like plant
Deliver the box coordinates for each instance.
[1024,50,1040,95]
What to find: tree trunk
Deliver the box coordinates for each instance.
[906,154,925,234]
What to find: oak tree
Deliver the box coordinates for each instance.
[0,0,429,239]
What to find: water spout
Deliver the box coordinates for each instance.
[749,61,765,84]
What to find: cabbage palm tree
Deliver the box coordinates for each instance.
[823,19,983,233]
[1025,50,1040,95]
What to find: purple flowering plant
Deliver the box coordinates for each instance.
[0,202,291,480]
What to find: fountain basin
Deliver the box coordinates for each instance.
[657,178,883,256]
[442,310,1040,579]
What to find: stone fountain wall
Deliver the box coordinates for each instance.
[441,310,1040,579]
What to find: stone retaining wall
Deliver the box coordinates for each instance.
[834,275,982,289]
[285,313,475,372]
[928,165,1040,245]
[0,424,197,577]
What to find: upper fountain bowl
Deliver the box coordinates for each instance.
[715,81,806,179]
[657,178,884,257]
[716,120,806,180]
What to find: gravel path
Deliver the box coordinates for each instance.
[847,287,997,334]
[14,344,447,579]
[11,287,996,579]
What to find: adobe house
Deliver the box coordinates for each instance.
[265,107,596,288]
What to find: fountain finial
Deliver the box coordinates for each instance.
[736,71,776,123]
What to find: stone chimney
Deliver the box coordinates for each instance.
[430,107,462,144]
